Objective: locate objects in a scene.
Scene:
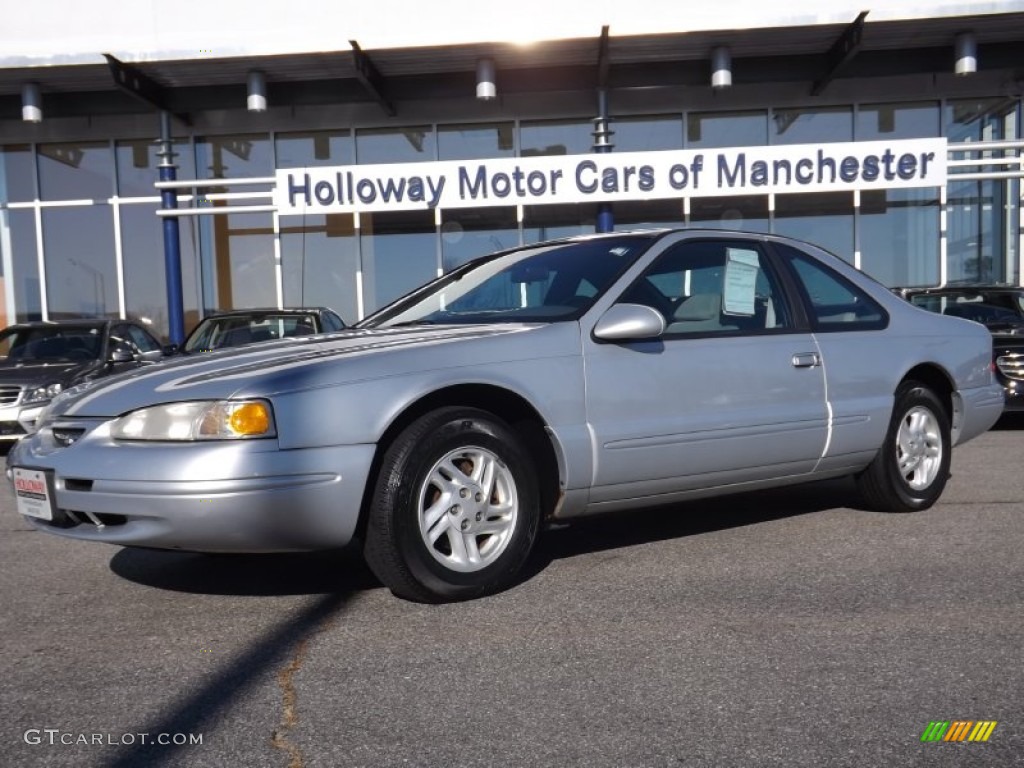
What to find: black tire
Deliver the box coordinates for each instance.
[856,380,951,512]
[363,407,540,602]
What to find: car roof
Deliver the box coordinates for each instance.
[197,308,332,318]
[3,319,109,331]
[902,284,1023,294]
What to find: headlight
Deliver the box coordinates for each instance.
[110,400,276,441]
[23,382,63,405]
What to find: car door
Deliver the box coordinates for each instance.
[769,241,896,468]
[583,234,829,505]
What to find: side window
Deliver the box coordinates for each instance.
[618,239,791,335]
[127,325,160,353]
[776,243,887,331]
[109,325,137,353]
[322,312,344,332]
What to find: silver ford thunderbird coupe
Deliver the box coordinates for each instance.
[7,230,1005,602]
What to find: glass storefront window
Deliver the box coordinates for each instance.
[774,192,854,262]
[281,214,359,323]
[523,203,598,243]
[439,123,515,160]
[197,212,276,312]
[42,206,118,317]
[196,134,273,179]
[771,106,853,145]
[860,188,940,287]
[690,195,769,232]
[276,131,353,168]
[856,102,939,140]
[356,127,435,164]
[687,111,768,149]
[2,209,41,322]
[614,116,683,152]
[120,205,201,340]
[360,210,437,315]
[38,142,114,200]
[0,145,35,202]
[441,207,518,271]
[946,177,1019,284]
[944,97,1017,142]
[115,139,196,198]
[520,120,592,157]
[945,98,1019,283]
[276,132,357,320]
[613,200,683,231]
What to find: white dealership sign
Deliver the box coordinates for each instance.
[274,138,947,216]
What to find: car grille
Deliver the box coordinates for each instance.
[0,385,23,405]
[996,353,1024,381]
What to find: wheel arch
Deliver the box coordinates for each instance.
[899,363,960,440]
[354,384,564,541]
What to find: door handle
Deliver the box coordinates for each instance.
[791,352,821,368]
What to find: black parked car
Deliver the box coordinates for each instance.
[901,284,1024,412]
[0,319,166,439]
[180,307,345,353]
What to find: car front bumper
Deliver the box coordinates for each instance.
[7,422,375,553]
[0,400,29,441]
[998,376,1024,412]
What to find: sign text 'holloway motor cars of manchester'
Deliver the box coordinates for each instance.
[274,138,947,215]
[6,230,1004,603]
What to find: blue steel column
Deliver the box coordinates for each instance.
[158,111,185,346]
[593,88,614,233]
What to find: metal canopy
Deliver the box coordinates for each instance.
[102,54,191,125]
[0,12,1021,121]
[348,40,396,117]
[811,11,869,96]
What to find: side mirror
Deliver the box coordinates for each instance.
[592,303,666,342]
[108,343,135,364]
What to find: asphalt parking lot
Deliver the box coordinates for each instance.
[1,421,1022,768]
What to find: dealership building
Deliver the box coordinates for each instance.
[1,0,1022,342]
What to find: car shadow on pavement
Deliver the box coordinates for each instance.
[109,544,382,596]
[109,476,865,599]
[524,475,864,580]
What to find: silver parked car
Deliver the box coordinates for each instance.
[7,230,1005,602]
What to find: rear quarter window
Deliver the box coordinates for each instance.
[774,243,888,331]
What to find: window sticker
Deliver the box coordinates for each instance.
[723,248,759,316]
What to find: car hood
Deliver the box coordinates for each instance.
[44,323,579,420]
[0,360,101,387]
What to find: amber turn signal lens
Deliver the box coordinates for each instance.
[229,402,271,436]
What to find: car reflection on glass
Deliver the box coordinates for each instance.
[7,231,1006,603]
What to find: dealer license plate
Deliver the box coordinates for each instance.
[12,467,55,521]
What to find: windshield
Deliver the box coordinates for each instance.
[185,314,318,351]
[0,326,103,362]
[910,290,1024,326]
[359,235,657,328]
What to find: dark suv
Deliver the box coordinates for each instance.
[0,319,166,440]
[901,285,1024,412]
